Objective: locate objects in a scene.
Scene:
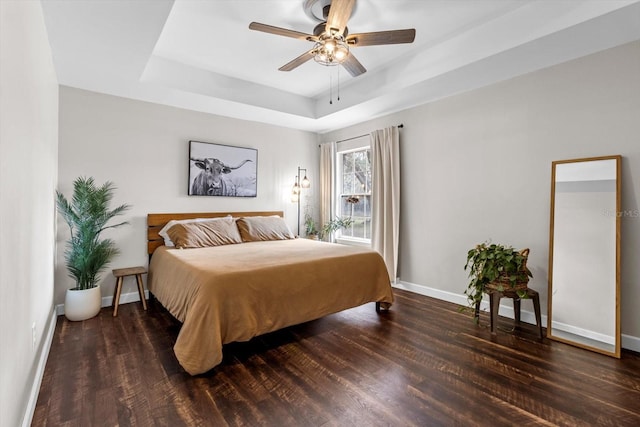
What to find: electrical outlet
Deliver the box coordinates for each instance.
[32,322,36,349]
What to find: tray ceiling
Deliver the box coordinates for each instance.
[41,0,640,133]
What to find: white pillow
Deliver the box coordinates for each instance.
[158,216,232,247]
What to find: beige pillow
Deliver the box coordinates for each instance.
[166,217,242,249]
[158,217,220,247]
[236,216,295,242]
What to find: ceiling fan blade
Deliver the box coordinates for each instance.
[326,0,355,36]
[341,53,366,77]
[279,49,316,72]
[346,29,416,46]
[249,22,316,42]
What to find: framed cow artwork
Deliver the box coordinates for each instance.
[188,140,258,197]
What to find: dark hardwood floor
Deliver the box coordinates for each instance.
[33,289,640,426]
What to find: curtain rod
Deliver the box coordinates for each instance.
[319,124,403,146]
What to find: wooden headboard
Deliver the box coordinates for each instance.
[147,211,284,255]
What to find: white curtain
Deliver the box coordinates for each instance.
[370,126,400,282]
[319,142,335,234]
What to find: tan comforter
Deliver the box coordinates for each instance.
[148,238,393,375]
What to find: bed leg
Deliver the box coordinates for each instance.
[376,302,391,312]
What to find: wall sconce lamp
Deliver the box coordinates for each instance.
[291,166,310,235]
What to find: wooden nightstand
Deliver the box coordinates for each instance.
[112,266,148,317]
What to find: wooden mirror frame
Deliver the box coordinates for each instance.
[547,155,621,358]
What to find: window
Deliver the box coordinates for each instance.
[336,147,371,241]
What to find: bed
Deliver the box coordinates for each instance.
[147,211,394,375]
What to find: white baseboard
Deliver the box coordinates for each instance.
[394,280,474,307]
[394,280,640,353]
[550,320,616,345]
[622,334,640,353]
[393,280,548,326]
[22,306,57,427]
[55,290,149,316]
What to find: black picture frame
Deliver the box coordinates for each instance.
[188,140,258,197]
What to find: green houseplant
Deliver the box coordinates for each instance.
[463,242,532,309]
[319,217,354,241]
[303,214,354,241]
[57,177,130,320]
[304,213,319,239]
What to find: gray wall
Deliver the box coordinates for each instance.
[57,87,319,305]
[320,41,640,348]
[0,2,59,426]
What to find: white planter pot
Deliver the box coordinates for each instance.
[65,285,102,321]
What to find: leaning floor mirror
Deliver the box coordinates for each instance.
[548,155,621,358]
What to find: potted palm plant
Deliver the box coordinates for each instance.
[463,242,532,311]
[56,177,130,321]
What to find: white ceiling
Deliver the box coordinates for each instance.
[41,0,640,133]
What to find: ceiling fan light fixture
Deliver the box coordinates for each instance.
[249,0,415,77]
[313,36,349,66]
[325,39,336,51]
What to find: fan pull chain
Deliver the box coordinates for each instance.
[337,66,341,102]
[329,71,333,105]
[328,67,341,105]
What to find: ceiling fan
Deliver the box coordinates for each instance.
[249,0,416,77]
